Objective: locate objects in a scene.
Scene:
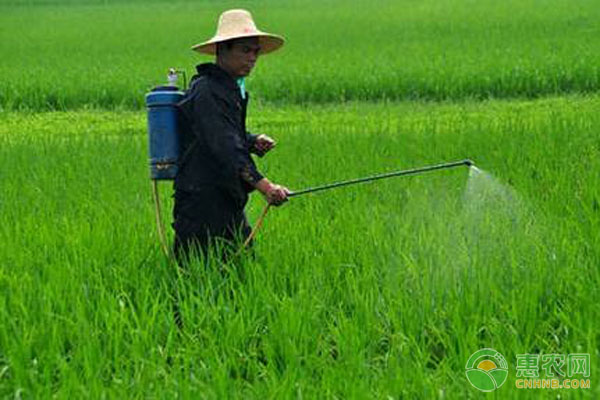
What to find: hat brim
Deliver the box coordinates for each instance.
[191,32,284,55]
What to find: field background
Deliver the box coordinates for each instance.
[2,0,600,109]
[1,0,599,398]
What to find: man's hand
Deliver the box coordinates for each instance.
[255,178,290,206]
[253,134,276,156]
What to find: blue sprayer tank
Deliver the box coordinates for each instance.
[146,84,185,180]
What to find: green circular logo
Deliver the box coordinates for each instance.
[465,348,508,392]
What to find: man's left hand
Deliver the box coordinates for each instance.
[254,134,276,156]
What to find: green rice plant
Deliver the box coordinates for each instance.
[1,0,599,110]
[1,95,598,397]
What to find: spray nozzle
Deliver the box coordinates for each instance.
[165,68,188,90]
[463,159,475,167]
[167,68,178,87]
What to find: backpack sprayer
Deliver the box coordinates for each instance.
[146,69,475,258]
[146,69,187,257]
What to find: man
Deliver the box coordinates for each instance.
[173,9,289,262]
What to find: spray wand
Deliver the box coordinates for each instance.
[289,159,473,198]
[240,159,474,250]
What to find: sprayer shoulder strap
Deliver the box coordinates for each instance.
[175,102,199,169]
[177,138,198,169]
[175,79,202,169]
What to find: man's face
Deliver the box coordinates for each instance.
[218,37,261,78]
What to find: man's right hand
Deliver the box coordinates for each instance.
[255,178,290,206]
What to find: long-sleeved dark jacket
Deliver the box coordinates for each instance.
[175,63,264,208]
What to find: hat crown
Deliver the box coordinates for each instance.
[215,9,259,38]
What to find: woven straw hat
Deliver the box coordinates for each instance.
[192,9,284,55]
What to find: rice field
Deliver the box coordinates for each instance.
[1,0,599,398]
[1,0,600,109]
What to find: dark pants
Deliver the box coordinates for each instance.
[172,186,251,264]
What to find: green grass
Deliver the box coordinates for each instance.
[1,0,600,109]
[2,0,599,396]
[1,95,598,398]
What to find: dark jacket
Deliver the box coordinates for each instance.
[175,63,263,208]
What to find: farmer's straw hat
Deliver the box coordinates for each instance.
[192,9,284,55]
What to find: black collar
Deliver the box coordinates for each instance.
[195,63,239,93]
